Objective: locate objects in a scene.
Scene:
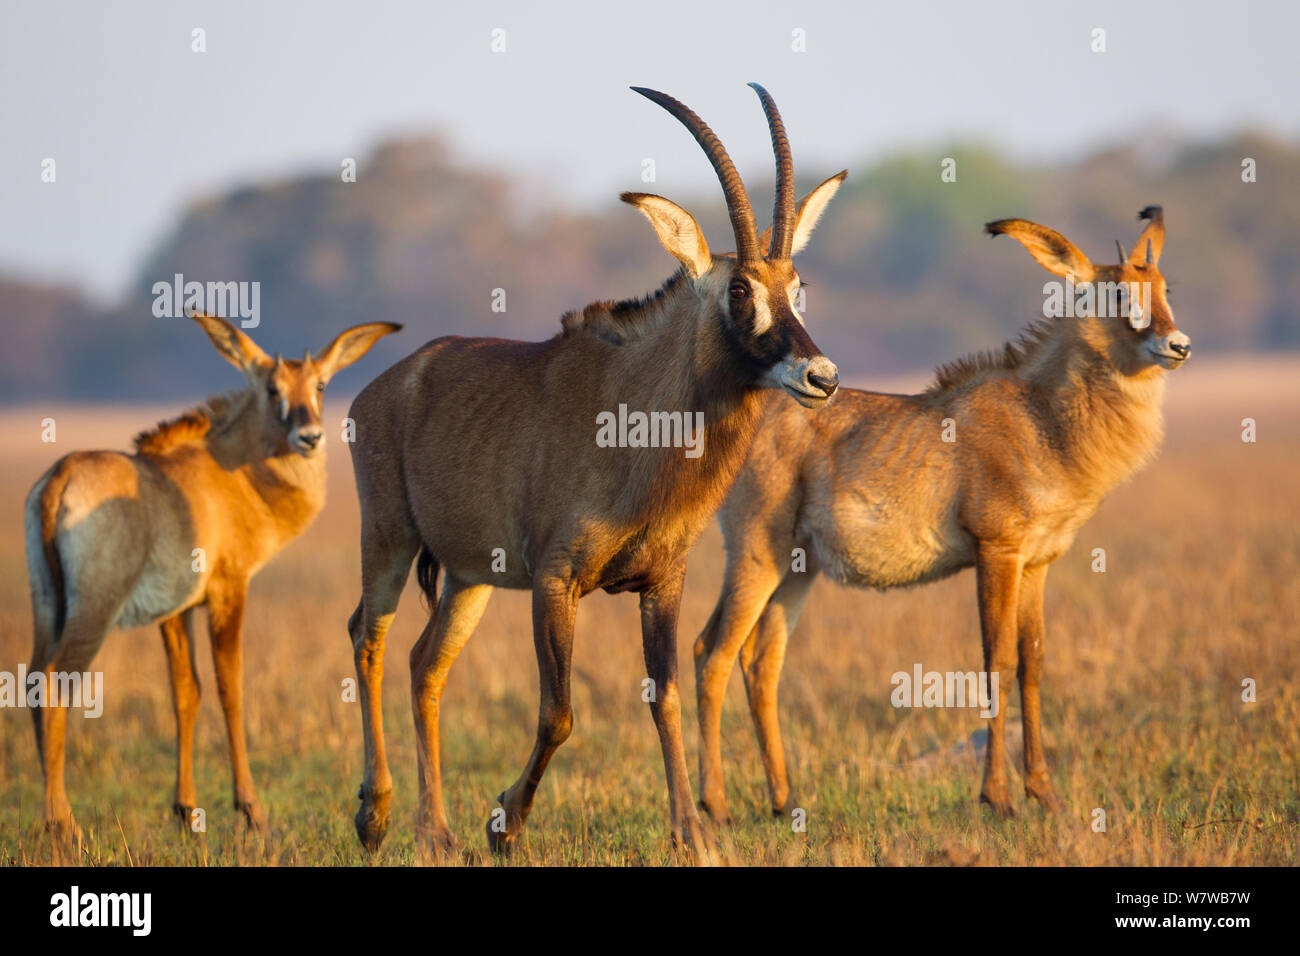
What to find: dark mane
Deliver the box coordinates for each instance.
[560,270,687,346]
[926,318,1056,395]
[134,389,252,456]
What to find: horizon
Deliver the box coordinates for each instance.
[3,0,1299,299]
[4,124,1286,309]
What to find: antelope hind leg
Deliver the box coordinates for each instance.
[739,567,815,819]
[694,555,783,825]
[410,574,492,858]
[642,568,718,865]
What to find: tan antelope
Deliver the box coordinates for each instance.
[344,84,846,862]
[693,207,1190,821]
[24,313,399,840]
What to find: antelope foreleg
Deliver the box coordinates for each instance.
[975,545,1022,817]
[1017,564,1063,811]
[642,566,717,865]
[160,610,201,827]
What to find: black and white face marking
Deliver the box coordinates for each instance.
[1113,265,1190,370]
[263,359,327,457]
[716,261,839,407]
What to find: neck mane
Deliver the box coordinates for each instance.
[560,268,766,531]
[560,270,688,346]
[134,390,255,458]
[927,316,1167,496]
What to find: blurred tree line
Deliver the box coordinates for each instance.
[2,131,1296,401]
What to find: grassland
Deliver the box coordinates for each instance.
[1,357,1297,866]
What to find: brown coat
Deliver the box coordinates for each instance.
[25,314,398,840]
[693,209,1191,821]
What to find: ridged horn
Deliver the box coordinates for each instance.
[1115,240,1127,265]
[748,83,795,259]
[631,87,760,262]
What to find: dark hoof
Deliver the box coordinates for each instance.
[1027,783,1065,814]
[486,822,515,855]
[698,800,733,828]
[485,797,522,856]
[172,803,200,832]
[44,816,83,845]
[979,792,1017,819]
[672,816,720,866]
[773,796,800,819]
[237,800,268,831]
[354,786,392,853]
[416,824,459,859]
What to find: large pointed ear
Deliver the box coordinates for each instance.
[620,192,711,278]
[759,170,848,256]
[985,219,1096,281]
[315,322,402,382]
[190,311,271,381]
[1129,205,1164,267]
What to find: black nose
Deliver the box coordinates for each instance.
[807,371,839,397]
[1170,342,1190,358]
[297,431,321,448]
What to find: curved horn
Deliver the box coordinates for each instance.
[748,83,795,259]
[631,87,760,262]
[1115,240,1127,265]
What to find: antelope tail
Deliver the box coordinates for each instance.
[25,463,71,651]
[415,545,440,611]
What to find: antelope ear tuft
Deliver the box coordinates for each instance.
[189,310,271,379]
[622,192,712,278]
[1131,205,1166,266]
[985,218,1096,282]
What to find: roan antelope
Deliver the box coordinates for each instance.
[694,207,1189,821]
[24,313,399,840]
[345,84,847,862]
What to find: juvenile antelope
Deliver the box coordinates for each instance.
[25,313,399,840]
[345,84,846,862]
[694,208,1189,821]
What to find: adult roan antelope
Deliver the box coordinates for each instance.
[694,207,1190,821]
[24,313,399,841]
[345,84,847,862]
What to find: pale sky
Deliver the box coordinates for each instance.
[2,0,1297,299]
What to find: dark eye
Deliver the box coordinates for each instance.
[266,384,278,398]
[316,382,326,392]
[729,282,748,300]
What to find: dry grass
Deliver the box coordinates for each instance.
[1,355,1297,865]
